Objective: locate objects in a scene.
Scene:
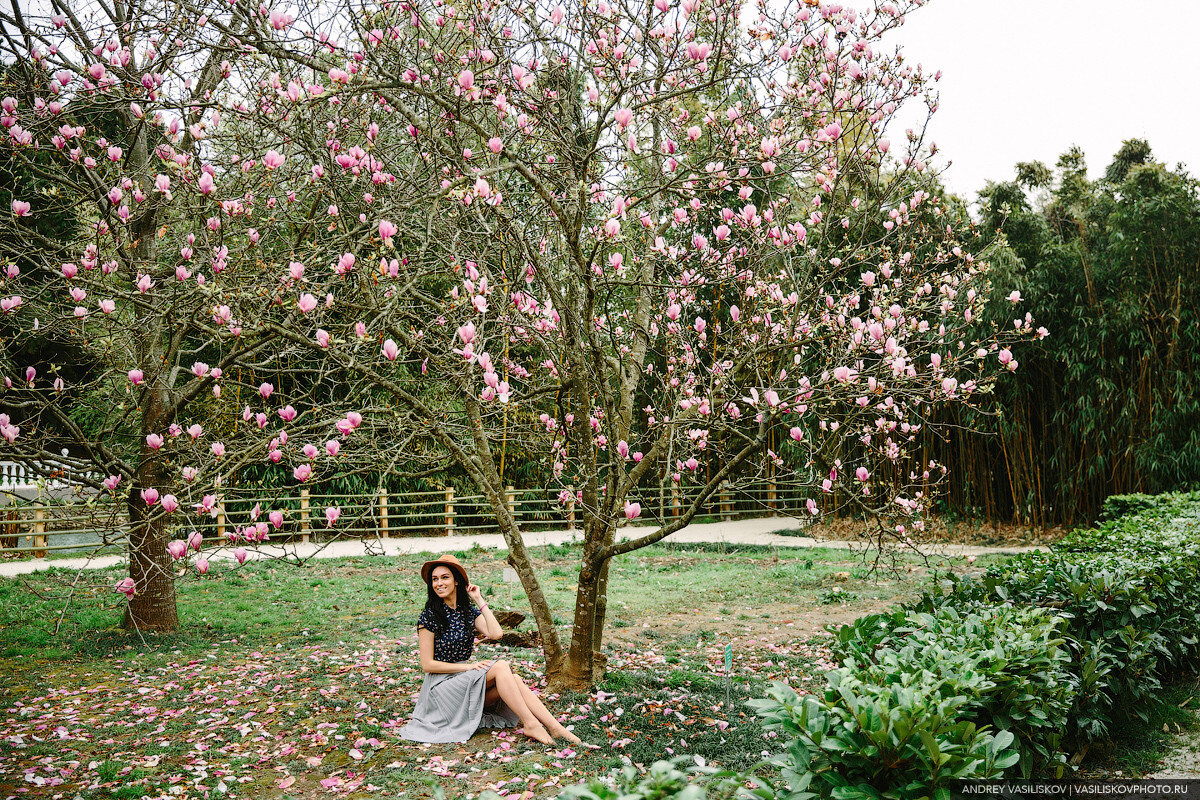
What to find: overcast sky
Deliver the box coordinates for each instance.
[885,0,1200,200]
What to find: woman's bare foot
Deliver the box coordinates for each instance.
[523,723,554,745]
[548,723,582,745]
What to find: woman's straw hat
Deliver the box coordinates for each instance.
[421,553,469,586]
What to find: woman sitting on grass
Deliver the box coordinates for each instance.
[397,554,582,746]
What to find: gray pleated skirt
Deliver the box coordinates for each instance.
[397,670,521,743]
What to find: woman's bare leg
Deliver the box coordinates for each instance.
[486,662,552,744]
[509,679,582,744]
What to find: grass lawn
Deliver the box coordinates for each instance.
[0,542,1003,799]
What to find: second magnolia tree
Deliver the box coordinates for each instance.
[0,0,1037,689]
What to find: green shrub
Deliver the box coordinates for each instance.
[910,491,1200,746]
[550,757,749,800]
[830,606,1073,777]
[750,675,1018,800]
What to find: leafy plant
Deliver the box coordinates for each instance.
[750,676,1018,800]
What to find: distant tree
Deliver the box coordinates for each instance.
[951,142,1200,523]
[0,0,293,631]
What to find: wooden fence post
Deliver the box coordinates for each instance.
[378,489,389,539]
[671,484,680,518]
[33,501,46,559]
[216,501,226,543]
[300,488,310,543]
[444,487,455,535]
[719,481,732,522]
[767,480,777,516]
[506,485,516,525]
[566,485,576,530]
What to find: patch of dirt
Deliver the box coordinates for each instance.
[1151,709,1200,778]
[803,515,1067,547]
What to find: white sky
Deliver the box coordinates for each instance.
[886,0,1200,199]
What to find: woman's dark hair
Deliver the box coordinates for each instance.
[422,568,472,632]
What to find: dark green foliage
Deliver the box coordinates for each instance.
[750,675,1018,800]
[914,492,1200,747]
[830,607,1073,776]
[938,142,1200,524]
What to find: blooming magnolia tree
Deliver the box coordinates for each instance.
[193,0,1037,689]
[0,0,328,630]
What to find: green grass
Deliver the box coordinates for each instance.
[0,540,992,798]
[0,542,976,663]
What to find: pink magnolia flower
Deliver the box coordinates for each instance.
[325,440,341,457]
[624,500,641,520]
[11,200,30,217]
[269,510,284,529]
[293,463,313,482]
[278,405,297,422]
[161,494,179,513]
[346,411,363,429]
[325,506,341,526]
[488,137,503,154]
[234,548,248,565]
[614,108,633,129]
[790,427,804,442]
[114,578,136,598]
[210,441,226,458]
[145,433,164,450]
[617,440,630,459]
[297,293,318,313]
[140,487,160,506]
[187,424,203,439]
[168,540,187,560]
[378,219,397,244]
[381,339,399,361]
[103,475,121,491]
[269,10,294,30]
[187,530,203,551]
[195,557,209,575]
[262,149,285,170]
[458,321,477,345]
[259,382,274,399]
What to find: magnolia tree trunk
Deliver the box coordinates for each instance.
[123,456,179,632]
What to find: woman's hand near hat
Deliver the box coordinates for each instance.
[466,583,486,606]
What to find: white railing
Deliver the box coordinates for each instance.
[0,460,99,490]
[0,461,32,489]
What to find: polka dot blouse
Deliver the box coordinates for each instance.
[417,601,480,664]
